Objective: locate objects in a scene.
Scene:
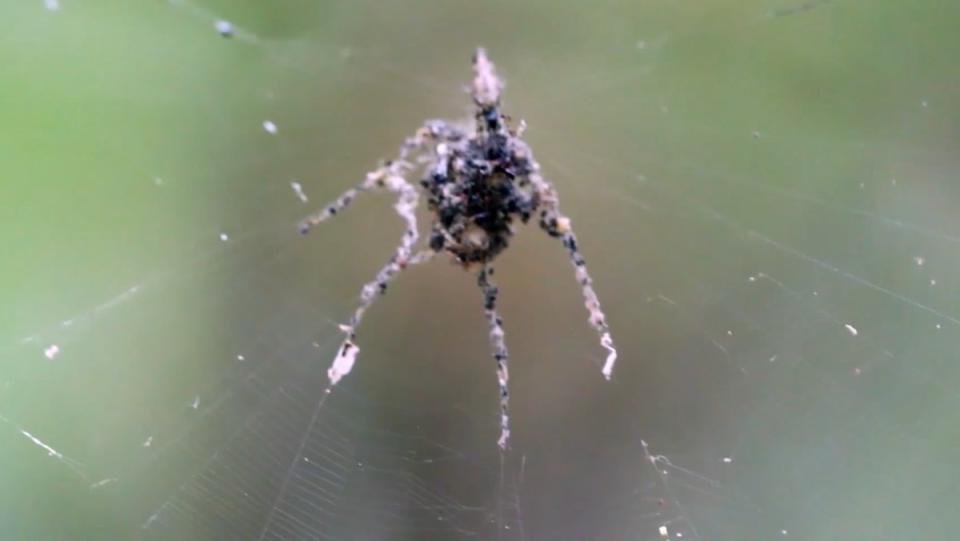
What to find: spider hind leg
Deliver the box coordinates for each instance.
[478,267,511,450]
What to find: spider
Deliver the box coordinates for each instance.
[300,48,617,450]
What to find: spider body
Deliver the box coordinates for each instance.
[300,49,617,450]
[421,108,538,266]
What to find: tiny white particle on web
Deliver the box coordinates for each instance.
[930,279,937,286]
[659,525,669,538]
[914,256,925,266]
[219,232,229,242]
[236,354,245,361]
[812,290,819,296]
[721,456,732,463]
[190,396,200,410]
[769,355,778,362]
[44,0,59,11]
[781,529,789,535]
[62,319,73,327]
[936,323,942,330]
[676,533,683,538]
[290,181,308,202]
[748,275,756,282]
[844,323,859,337]
[214,20,233,37]
[262,120,278,134]
[726,330,733,336]
[44,344,60,360]
[142,436,153,447]
[90,478,118,489]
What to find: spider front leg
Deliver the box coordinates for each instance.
[539,209,619,380]
[322,170,426,385]
[478,267,512,450]
[299,126,435,234]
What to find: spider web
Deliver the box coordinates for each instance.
[3,0,959,539]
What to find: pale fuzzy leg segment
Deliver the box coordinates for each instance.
[478,267,511,450]
[560,229,618,379]
[526,167,618,379]
[326,170,422,385]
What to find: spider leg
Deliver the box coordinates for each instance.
[531,174,619,380]
[478,267,511,450]
[299,123,451,234]
[326,172,424,385]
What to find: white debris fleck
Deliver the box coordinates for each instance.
[215,20,233,37]
[812,290,819,296]
[936,323,942,330]
[748,275,756,282]
[676,533,683,538]
[328,341,359,385]
[726,330,733,336]
[930,279,936,286]
[290,181,308,202]
[43,344,60,360]
[781,529,789,536]
[721,456,733,463]
[236,354,245,361]
[262,120,278,134]
[190,396,200,410]
[659,525,669,539]
[142,435,153,447]
[913,256,925,266]
[844,323,859,337]
[90,478,118,489]
[219,232,229,242]
[44,0,60,11]
[769,355,778,362]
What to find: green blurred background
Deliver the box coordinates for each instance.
[2,0,959,539]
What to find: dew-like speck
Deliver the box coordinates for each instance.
[44,344,60,360]
[844,323,859,337]
[219,232,229,242]
[263,120,278,134]
[215,20,233,37]
[291,181,308,202]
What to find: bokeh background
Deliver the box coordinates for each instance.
[2,0,959,539]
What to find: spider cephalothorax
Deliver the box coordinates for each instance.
[300,49,617,450]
